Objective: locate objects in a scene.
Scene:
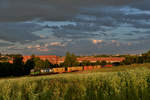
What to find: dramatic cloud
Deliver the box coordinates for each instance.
[92,40,103,44]
[50,42,66,47]
[0,0,150,55]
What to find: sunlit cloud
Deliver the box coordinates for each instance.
[27,45,33,49]
[92,40,103,44]
[49,42,67,47]
[35,44,40,48]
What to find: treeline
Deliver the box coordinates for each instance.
[122,51,150,65]
[0,52,110,77]
[60,52,109,67]
[0,55,54,77]
[1,50,150,77]
[0,55,25,77]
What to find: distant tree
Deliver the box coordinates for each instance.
[53,64,59,68]
[63,52,78,67]
[59,63,64,67]
[70,53,78,66]
[34,57,44,70]
[12,55,25,76]
[100,61,107,66]
[142,51,150,63]
[31,54,36,59]
[81,60,91,66]
[0,62,12,77]
[136,56,144,64]
[122,56,135,65]
[24,57,53,74]
[95,61,101,65]
[43,59,53,68]
[24,57,35,75]
[63,52,71,67]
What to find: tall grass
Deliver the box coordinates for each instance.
[0,64,150,100]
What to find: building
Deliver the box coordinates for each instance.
[76,57,125,63]
[23,55,59,64]
[23,55,125,64]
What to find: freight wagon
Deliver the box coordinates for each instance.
[40,69,52,74]
[93,65,101,69]
[52,68,65,73]
[104,65,113,67]
[30,69,40,76]
[30,65,108,75]
[84,66,93,70]
[30,68,52,75]
[67,67,83,72]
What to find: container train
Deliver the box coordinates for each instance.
[30,65,112,75]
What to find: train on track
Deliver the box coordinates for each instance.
[30,65,113,76]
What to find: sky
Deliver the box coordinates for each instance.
[0,0,150,56]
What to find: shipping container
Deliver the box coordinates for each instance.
[52,68,65,73]
[104,65,113,67]
[67,67,83,72]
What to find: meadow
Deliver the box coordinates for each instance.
[0,64,150,100]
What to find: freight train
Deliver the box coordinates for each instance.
[30,65,112,75]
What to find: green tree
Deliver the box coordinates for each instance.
[43,59,53,68]
[24,56,35,75]
[64,52,71,67]
[12,55,25,76]
[70,53,78,66]
[95,61,101,65]
[63,52,78,67]
[81,60,91,66]
[122,56,134,65]
[100,61,107,66]
[34,57,44,70]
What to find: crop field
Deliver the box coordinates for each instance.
[0,64,150,100]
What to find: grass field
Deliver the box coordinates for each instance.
[0,64,150,100]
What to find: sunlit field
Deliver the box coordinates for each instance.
[0,64,150,100]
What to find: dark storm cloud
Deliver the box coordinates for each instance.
[0,43,11,47]
[0,0,150,55]
[130,0,150,10]
[0,0,145,22]
[0,22,41,43]
[51,23,103,39]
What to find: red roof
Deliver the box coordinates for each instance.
[23,55,125,64]
[76,57,125,62]
[23,55,59,64]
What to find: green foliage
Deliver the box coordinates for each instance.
[25,57,53,73]
[43,59,52,68]
[100,60,107,66]
[13,55,24,65]
[33,57,45,70]
[95,61,101,65]
[0,54,28,76]
[81,60,91,66]
[122,50,150,65]
[12,55,25,76]
[24,58,35,75]
[0,62,13,76]
[0,54,27,76]
[63,52,78,67]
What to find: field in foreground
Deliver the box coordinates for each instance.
[1,64,150,100]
